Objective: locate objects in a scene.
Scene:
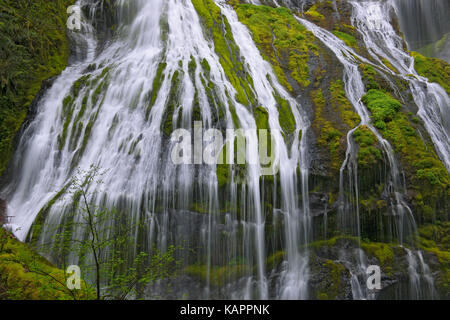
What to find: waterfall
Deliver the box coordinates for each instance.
[295,0,440,297]
[0,0,314,299]
[0,0,447,300]
[352,0,450,173]
[393,0,450,52]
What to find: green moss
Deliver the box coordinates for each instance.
[71,75,91,96]
[332,30,357,48]
[304,4,325,22]
[353,125,382,169]
[411,52,450,94]
[312,255,347,300]
[1,228,94,299]
[381,58,399,74]
[362,89,402,125]
[329,80,361,128]
[28,184,70,242]
[361,242,394,267]
[417,223,450,295]
[254,106,272,157]
[233,4,317,91]
[312,89,344,172]
[361,88,449,221]
[161,70,181,136]
[266,251,285,270]
[359,64,380,91]
[217,162,230,188]
[192,0,255,106]
[184,264,251,287]
[146,62,167,119]
[274,94,296,137]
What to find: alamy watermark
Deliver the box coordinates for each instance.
[170,122,279,176]
[366,265,381,290]
[67,5,81,31]
[66,265,81,290]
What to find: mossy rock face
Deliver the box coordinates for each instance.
[192,0,256,106]
[232,3,318,91]
[411,52,450,95]
[0,0,75,176]
[417,222,450,298]
[184,264,251,287]
[0,228,94,299]
[360,87,449,224]
[306,236,432,299]
[308,237,355,300]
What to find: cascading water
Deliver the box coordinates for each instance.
[0,0,314,299]
[0,0,448,300]
[214,1,312,299]
[349,0,449,299]
[352,0,450,173]
[393,0,450,61]
[295,2,439,298]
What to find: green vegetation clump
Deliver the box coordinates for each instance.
[381,58,399,74]
[0,228,94,299]
[232,3,318,90]
[304,4,325,22]
[161,70,181,136]
[184,264,250,287]
[318,259,346,300]
[332,30,357,48]
[329,80,360,128]
[353,125,382,169]
[411,52,450,94]
[312,89,343,172]
[0,0,74,175]
[360,241,394,268]
[146,62,167,118]
[361,89,449,222]
[274,95,296,136]
[362,89,402,129]
[417,222,450,295]
[266,251,285,271]
[311,82,359,173]
[359,64,380,91]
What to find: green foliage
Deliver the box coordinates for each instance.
[312,89,342,172]
[274,95,296,137]
[311,82,359,173]
[360,242,394,268]
[381,58,399,74]
[411,52,450,94]
[319,259,346,300]
[0,0,73,175]
[266,250,285,271]
[161,70,181,136]
[37,166,181,299]
[146,62,167,119]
